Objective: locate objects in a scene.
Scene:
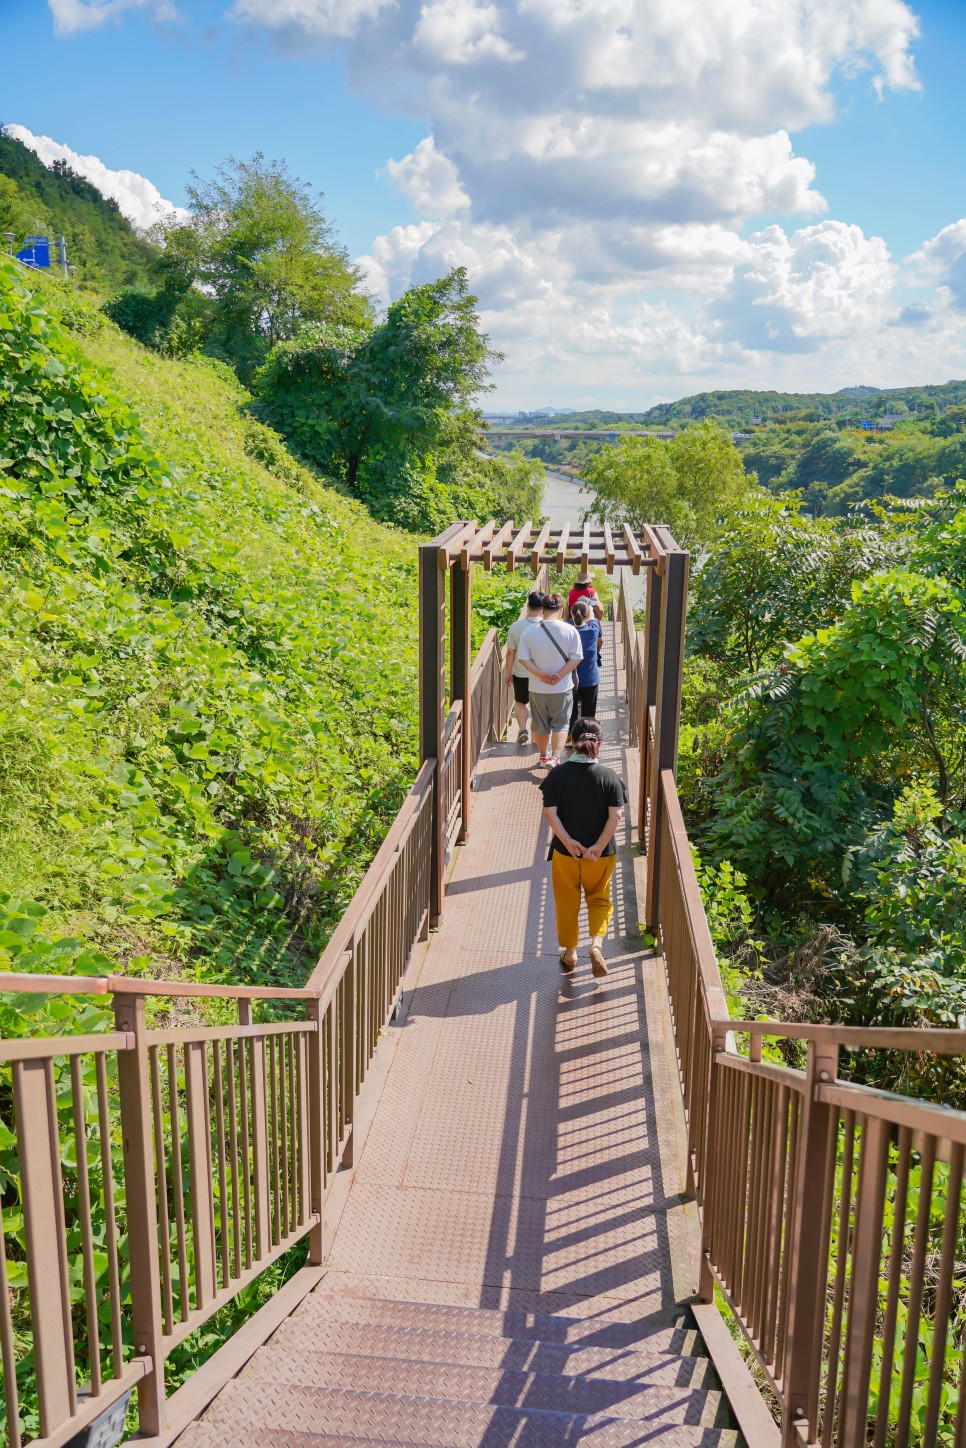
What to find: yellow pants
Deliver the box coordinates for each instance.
[551,852,616,950]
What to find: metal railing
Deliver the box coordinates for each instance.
[0,606,506,1446]
[616,569,966,1448]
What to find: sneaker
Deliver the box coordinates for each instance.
[518,729,530,745]
[539,755,558,769]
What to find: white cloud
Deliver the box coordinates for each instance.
[908,219,966,311]
[383,138,470,219]
[6,125,188,230]
[714,221,898,351]
[227,0,393,40]
[413,0,522,63]
[48,0,176,34]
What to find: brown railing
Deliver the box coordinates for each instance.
[616,570,966,1448]
[0,600,499,1447]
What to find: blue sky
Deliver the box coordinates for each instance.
[3,0,966,408]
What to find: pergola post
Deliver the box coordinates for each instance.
[419,539,448,927]
[638,559,663,843]
[644,547,689,929]
[450,560,472,843]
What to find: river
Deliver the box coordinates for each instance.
[541,468,645,607]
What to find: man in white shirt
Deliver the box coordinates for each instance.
[504,590,545,746]
[518,593,584,768]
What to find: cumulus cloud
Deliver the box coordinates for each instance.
[48,0,176,33]
[6,125,188,230]
[413,0,522,64]
[714,221,898,351]
[908,219,966,311]
[383,138,470,219]
[228,0,392,40]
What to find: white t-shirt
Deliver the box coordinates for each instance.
[519,619,583,694]
[505,613,542,679]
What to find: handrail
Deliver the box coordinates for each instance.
[614,575,966,1448]
[0,607,507,1447]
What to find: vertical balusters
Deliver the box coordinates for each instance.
[95,1053,124,1377]
[821,1109,856,1448]
[0,1186,21,1448]
[872,1125,911,1448]
[922,1141,964,1448]
[149,1046,174,1336]
[225,1039,242,1279]
[166,1044,190,1319]
[237,1032,253,1271]
[213,1042,229,1288]
[268,1036,281,1245]
[69,1055,102,1395]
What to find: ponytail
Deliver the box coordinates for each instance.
[571,718,602,760]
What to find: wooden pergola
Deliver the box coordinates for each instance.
[428,519,682,575]
[418,520,690,929]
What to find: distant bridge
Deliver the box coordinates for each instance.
[488,427,753,444]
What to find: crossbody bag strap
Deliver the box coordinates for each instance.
[539,621,572,665]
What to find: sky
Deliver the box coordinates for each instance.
[2,0,965,410]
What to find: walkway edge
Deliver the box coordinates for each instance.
[692,1301,781,1448]
[130,1265,328,1448]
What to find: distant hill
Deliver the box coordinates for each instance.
[504,382,966,430]
[0,128,156,291]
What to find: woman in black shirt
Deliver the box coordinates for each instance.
[538,718,625,976]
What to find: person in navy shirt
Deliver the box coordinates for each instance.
[567,598,602,743]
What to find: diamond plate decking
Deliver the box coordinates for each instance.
[178,626,744,1447]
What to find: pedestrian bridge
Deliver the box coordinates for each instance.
[1,523,964,1448]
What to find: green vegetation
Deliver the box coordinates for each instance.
[103,154,539,533]
[682,488,966,1099]
[581,420,749,549]
[0,255,426,996]
[255,267,541,532]
[0,128,156,290]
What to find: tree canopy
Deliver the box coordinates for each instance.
[582,420,749,548]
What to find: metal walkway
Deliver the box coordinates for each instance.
[178,626,745,1445]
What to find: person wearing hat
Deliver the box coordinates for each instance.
[504,590,545,745]
[568,572,604,620]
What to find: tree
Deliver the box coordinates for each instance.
[582,420,748,549]
[253,268,511,531]
[690,494,900,673]
[706,569,966,904]
[0,175,41,251]
[133,154,372,379]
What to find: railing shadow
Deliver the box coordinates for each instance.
[398,635,697,1441]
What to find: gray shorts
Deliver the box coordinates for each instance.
[529,690,573,735]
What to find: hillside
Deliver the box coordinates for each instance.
[0,258,435,993]
[499,380,966,432]
[0,128,156,290]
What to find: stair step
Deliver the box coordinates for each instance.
[241,1345,723,1410]
[264,1317,716,1381]
[201,1381,739,1444]
[300,1289,698,1354]
[181,1424,741,1448]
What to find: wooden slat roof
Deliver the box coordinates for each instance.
[437,520,678,573]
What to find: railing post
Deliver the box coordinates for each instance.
[306,999,325,1264]
[781,1041,840,1445]
[419,539,448,926]
[114,992,167,1436]
[645,548,688,928]
[699,1027,729,1303]
[450,562,472,842]
[11,1059,76,1437]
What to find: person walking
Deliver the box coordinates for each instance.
[567,598,602,743]
[567,572,604,620]
[504,590,545,745]
[517,593,583,769]
[539,718,625,977]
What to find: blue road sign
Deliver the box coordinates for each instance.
[16,235,51,268]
